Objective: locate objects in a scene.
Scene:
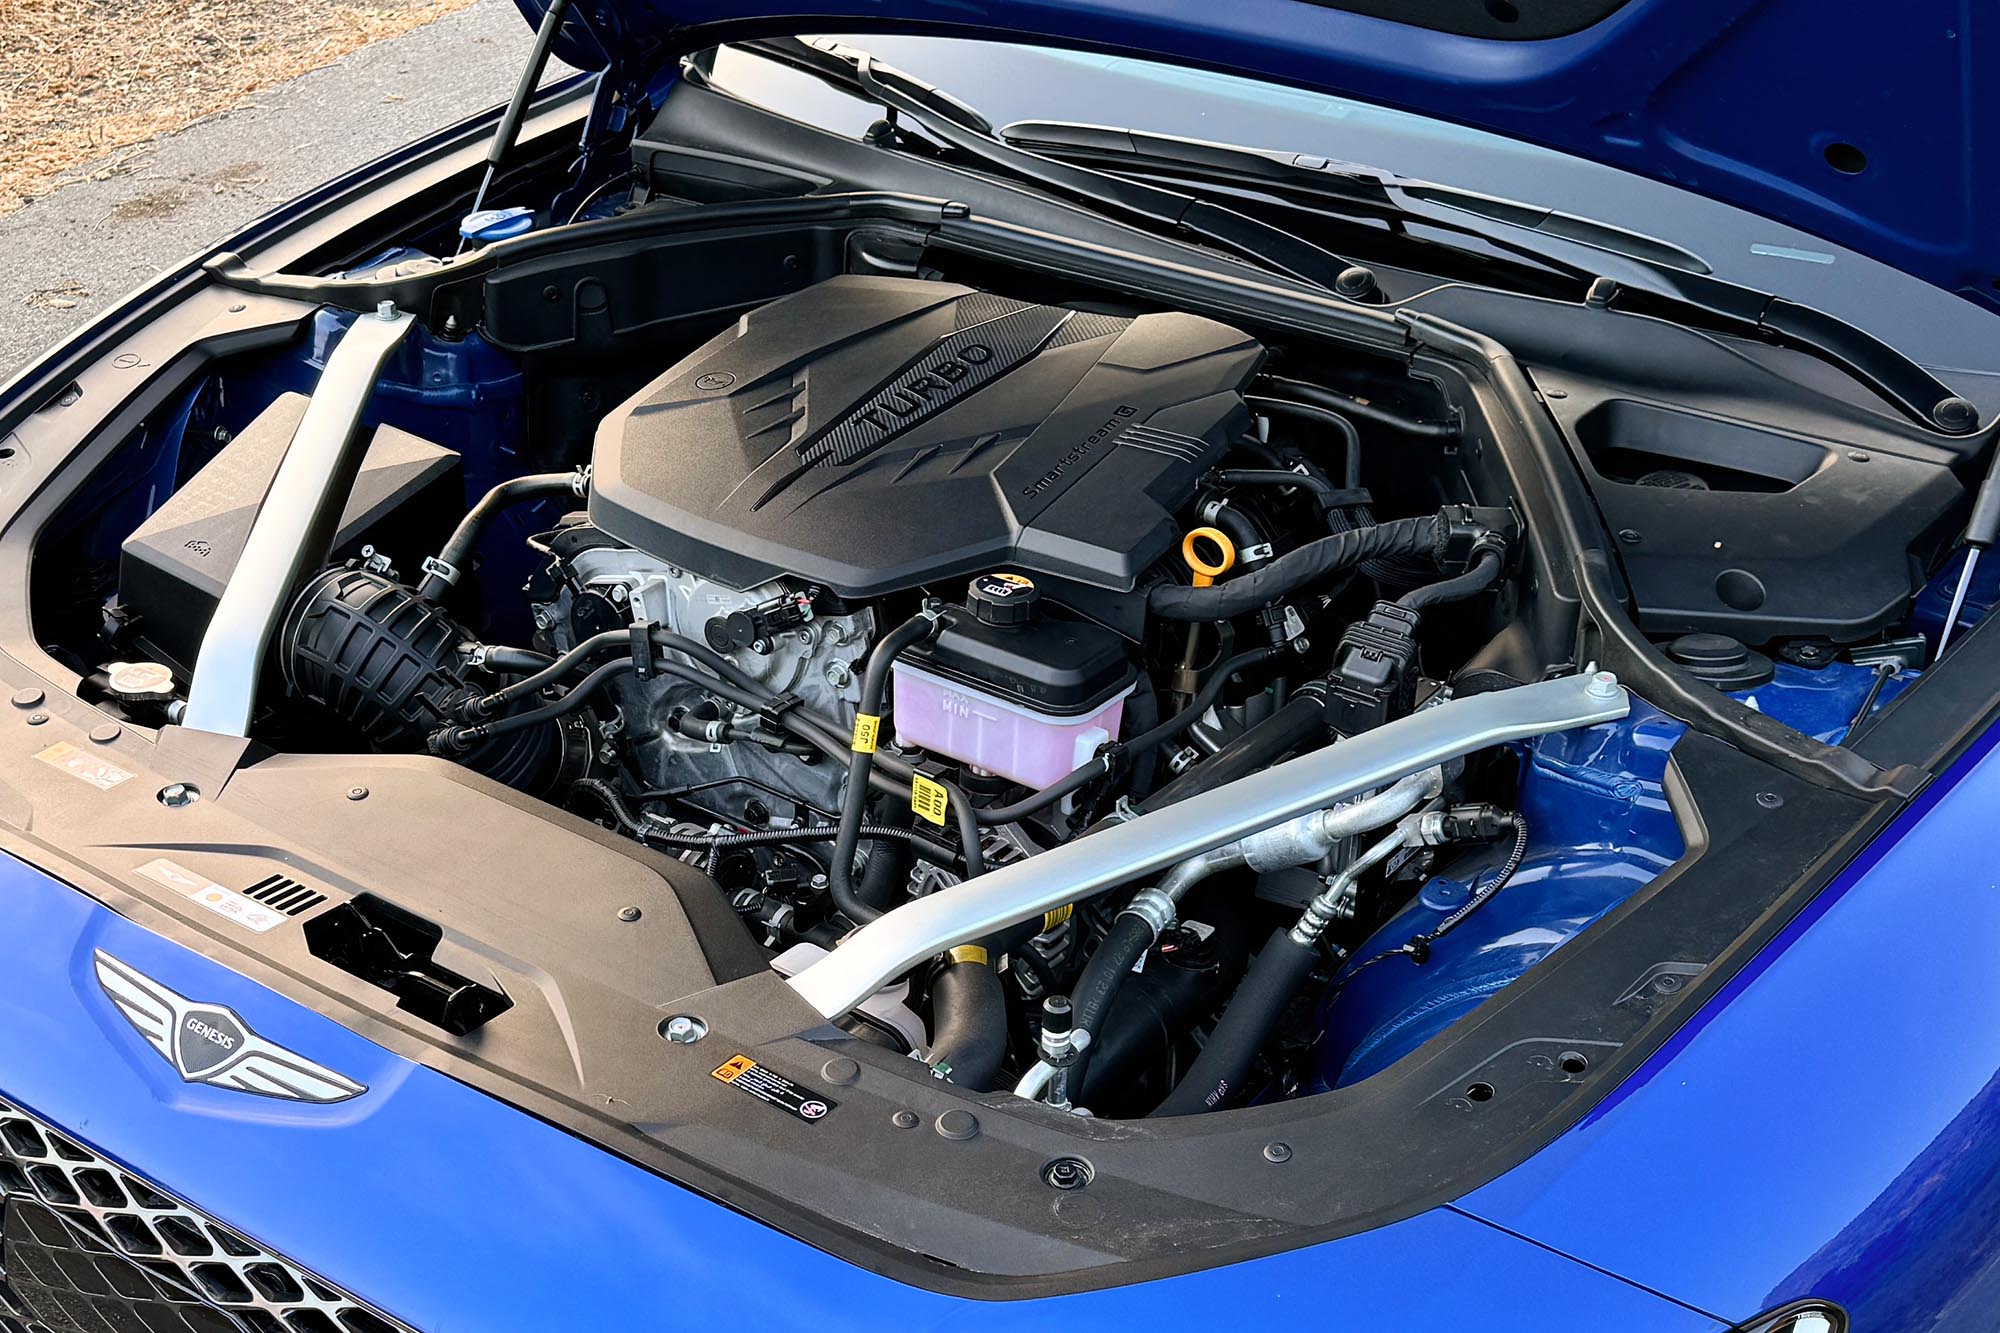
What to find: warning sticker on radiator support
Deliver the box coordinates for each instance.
[711,1054,837,1123]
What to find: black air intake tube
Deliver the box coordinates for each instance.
[284,567,557,789]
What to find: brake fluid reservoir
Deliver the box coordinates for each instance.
[891,574,1137,790]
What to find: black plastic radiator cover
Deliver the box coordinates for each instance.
[588,275,1265,595]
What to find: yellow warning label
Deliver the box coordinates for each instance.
[948,944,989,966]
[911,774,950,826]
[712,1054,756,1083]
[851,713,881,754]
[1042,903,1075,932]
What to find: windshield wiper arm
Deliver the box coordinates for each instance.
[1001,121,1974,433]
[1001,120,1711,277]
[734,38,1355,293]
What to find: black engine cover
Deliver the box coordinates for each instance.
[589,275,1264,596]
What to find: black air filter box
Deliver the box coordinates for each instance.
[119,393,459,670]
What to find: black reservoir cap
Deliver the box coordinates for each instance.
[967,572,1040,627]
[904,586,1136,717]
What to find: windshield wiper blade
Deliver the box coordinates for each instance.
[1001,121,1973,432]
[734,38,1355,293]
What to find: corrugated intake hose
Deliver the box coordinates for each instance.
[1147,515,1440,620]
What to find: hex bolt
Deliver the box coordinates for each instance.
[616,905,642,922]
[661,1015,707,1044]
[824,659,854,689]
[157,783,200,808]
[1042,1156,1094,1190]
[1586,669,1620,699]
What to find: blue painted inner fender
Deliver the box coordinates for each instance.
[1312,659,1904,1090]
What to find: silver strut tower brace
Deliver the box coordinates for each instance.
[787,670,1630,1019]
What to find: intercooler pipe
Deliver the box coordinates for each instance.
[1017,766,1444,1102]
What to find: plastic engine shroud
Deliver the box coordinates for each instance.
[587,275,1265,597]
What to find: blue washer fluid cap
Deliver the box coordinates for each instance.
[458,206,535,243]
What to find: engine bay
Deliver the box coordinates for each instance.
[9,107,1985,1283]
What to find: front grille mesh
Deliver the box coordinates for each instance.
[0,1096,407,1333]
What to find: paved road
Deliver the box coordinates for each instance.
[0,0,567,381]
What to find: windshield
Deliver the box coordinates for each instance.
[704,35,2000,415]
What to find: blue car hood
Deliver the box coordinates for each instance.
[514,0,1996,313]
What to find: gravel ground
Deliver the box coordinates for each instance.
[0,0,569,381]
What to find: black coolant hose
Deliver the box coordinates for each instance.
[1063,912,1157,1093]
[1239,395,1362,487]
[1148,515,1440,621]
[572,779,961,865]
[1215,467,1360,514]
[1150,928,1321,1117]
[1396,548,1503,613]
[928,949,1009,1090]
[417,472,580,602]
[1257,375,1462,441]
[1144,688,1330,811]
[829,613,945,925]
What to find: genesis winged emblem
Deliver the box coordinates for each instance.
[93,950,365,1103]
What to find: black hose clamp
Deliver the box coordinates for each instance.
[628,619,656,681]
[758,691,806,726]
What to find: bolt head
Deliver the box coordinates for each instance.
[1586,669,1620,699]
[661,1014,706,1044]
[375,300,398,320]
[157,782,200,808]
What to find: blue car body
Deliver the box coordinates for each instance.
[2,2,1997,1330]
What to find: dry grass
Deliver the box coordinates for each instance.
[0,0,480,216]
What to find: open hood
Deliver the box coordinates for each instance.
[513,0,1997,313]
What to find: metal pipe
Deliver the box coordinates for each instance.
[789,671,1629,1018]
[182,304,413,735]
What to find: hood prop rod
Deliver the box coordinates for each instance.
[457,0,574,256]
[1939,443,2000,655]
